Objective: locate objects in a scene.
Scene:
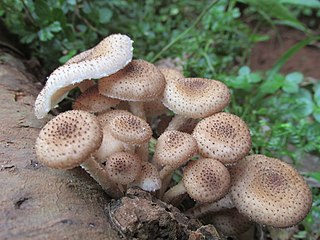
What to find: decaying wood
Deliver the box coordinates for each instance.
[0,50,121,240]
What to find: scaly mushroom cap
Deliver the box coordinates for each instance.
[162,78,230,118]
[183,158,231,203]
[95,110,133,161]
[105,152,142,185]
[34,34,133,119]
[153,130,197,168]
[109,114,152,145]
[131,162,161,191]
[73,85,120,113]
[35,110,102,169]
[206,208,253,236]
[230,154,312,228]
[193,112,251,164]
[99,59,165,102]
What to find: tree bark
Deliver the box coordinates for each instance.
[0,49,121,240]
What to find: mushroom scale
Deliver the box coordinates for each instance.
[35,110,102,169]
[193,112,251,164]
[230,154,312,228]
[162,78,230,119]
[183,158,231,203]
[34,34,133,119]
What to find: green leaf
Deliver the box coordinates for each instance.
[280,0,320,8]
[283,72,303,93]
[304,172,320,182]
[48,21,62,32]
[260,73,285,95]
[21,33,37,44]
[312,106,320,122]
[98,8,112,23]
[238,66,251,75]
[59,49,77,64]
[240,0,306,31]
[314,82,320,106]
[291,89,314,118]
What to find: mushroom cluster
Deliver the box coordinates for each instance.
[34,33,312,237]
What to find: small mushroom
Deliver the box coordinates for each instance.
[163,158,231,205]
[230,154,312,228]
[94,110,133,161]
[152,130,198,196]
[130,161,162,192]
[109,114,152,159]
[162,77,230,130]
[73,85,120,113]
[35,110,121,197]
[98,59,166,120]
[192,112,251,164]
[34,34,133,119]
[105,152,142,194]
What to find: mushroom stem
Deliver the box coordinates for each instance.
[81,156,122,198]
[184,194,234,218]
[135,143,150,161]
[157,166,175,198]
[165,114,188,131]
[162,180,187,205]
[129,101,146,120]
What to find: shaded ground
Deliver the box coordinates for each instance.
[250,26,320,80]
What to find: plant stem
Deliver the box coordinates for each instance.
[150,0,218,63]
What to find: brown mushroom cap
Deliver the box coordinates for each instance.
[192,112,251,164]
[131,162,161,192]
[109,114,152,145]
[34,34,133,119]
[205,208,253,236]
[230,154,312,228]
[183,158,231,203]
[105,152,142,185]
[35,110,102,169]
[158,66,184,83]
[98,59,165,102]
[153,130,197,168]
[162,78,230,118]
[73,85,120,113]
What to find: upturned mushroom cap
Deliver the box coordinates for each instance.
[230,154,312,228]
[192,112,251,164]
[205,208,253,236]
[131,162,161,192]
[109,114,152,145]
[162,78,230,118]
[153,130,197,168]
[35,110,102,169]
[183,158,231,203]
[34,34,133,119]
[98,59,166,102]
[105,152,142,185]
[73,85,120,113]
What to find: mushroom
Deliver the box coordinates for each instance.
[98,59,166,120]
[130,161,162,192]
[192,112,251,165]
[152,130,198,197]
[34,34,133,119]
[35,110,122,197]
[94,110,133,162]
[73,85,120,113]
[230,154,312,228]
[105,151,142,194]
[162,77,230,131]
[163,158,231,205]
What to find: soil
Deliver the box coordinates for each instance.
[249,26,320,80]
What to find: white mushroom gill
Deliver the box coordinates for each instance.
[34,34,133,119]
